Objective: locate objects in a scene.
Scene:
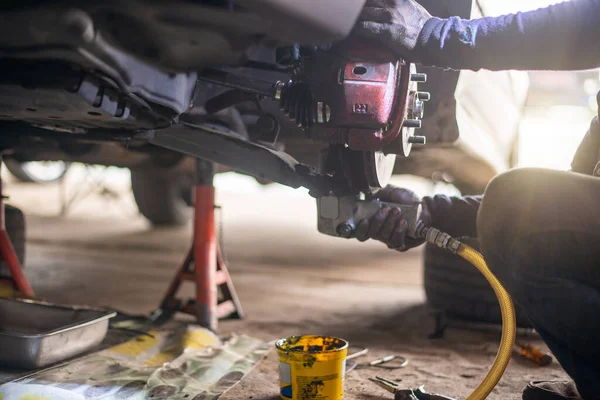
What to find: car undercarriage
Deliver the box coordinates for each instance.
[0,0,528,223]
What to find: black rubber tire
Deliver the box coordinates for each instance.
[131,168,193,226]
[5,159,71,184]
[0,204,26,277]
[424,237,532,327]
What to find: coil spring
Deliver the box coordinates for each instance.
[275,81,330,130]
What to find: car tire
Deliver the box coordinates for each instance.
[131,168,193,226]
[0,204,26,278]
[5,159,71,184]
[423,237,532,327]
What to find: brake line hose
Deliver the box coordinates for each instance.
[417,223,517,400]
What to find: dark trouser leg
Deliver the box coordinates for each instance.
[477,168,600,399]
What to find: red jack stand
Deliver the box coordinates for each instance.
[152,159,243,330]
[0,156,34,297]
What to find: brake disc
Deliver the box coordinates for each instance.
[329,147,396,193]
[363,151,396,189]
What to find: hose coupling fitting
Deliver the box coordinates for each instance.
[415,222,461,254]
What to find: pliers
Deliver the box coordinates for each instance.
[369,377,456,400]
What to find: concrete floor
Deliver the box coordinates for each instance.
[4,169,568,399]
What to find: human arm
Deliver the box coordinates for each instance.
[422,195,481,238]
[355,0,600,71]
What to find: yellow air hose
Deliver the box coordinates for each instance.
[457,243,516,399]
[419,225,517,399]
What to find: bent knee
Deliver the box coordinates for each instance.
[477,168,564,246]
[476,168,567,288]
[478,169,533,244]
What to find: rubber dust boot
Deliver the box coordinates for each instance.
[522,381,582,400]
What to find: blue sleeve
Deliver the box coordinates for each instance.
[423,195,482,238]
[414,0,600,71]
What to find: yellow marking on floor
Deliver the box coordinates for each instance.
[145,351,177,367]
[144,330,219,366]
[20,395,52,400]
[181,330,219,349]
[109,331,160,356]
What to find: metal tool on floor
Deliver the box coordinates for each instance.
[346,345,370,360]
[347,354,409,373]
[0,156,34,297]
[369,378,456,400]
[151,158,243,331]
[515,342,553,366]
[361,355,409,369]
[346,346,409,373]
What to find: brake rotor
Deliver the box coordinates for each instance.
[363,151,396,189]
[332,147,396,192]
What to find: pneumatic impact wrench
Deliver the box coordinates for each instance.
[317,194,460,251]
[317,194,423,241]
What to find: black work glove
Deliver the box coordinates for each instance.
[355,185,432,251]
[352,0,432,59]
[571,114,600,176]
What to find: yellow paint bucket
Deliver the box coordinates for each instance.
[275,335,348,400]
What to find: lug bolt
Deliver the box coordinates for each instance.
[413,99,425,119]
[417,92,431,101]
[408,135,427,145]
[410,73,427,83]
[337,224,354,238]
[403,119,422,129]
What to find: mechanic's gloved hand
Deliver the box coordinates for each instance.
[355,185,431,251]
[353,0,432,59]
